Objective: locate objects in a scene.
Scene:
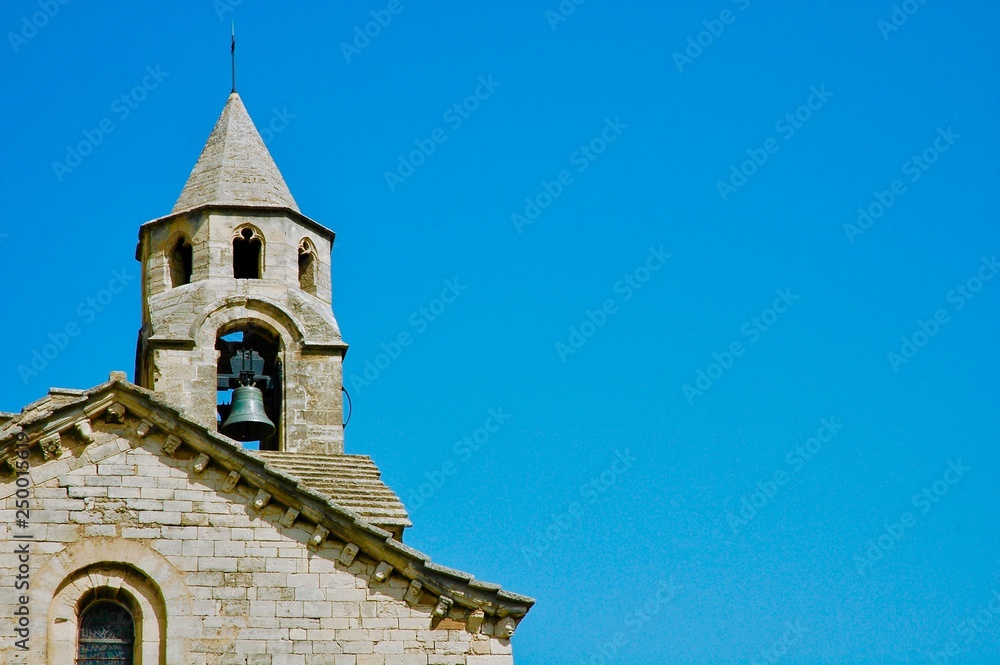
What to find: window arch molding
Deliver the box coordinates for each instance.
[232,224,265,279]
[48,564,163,664]
[297,237,318,295]
[38,540,189,665]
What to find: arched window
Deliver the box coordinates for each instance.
[233,227,263,279]
[167,236,193,287]
[298,238,318,295]
[47,558,173,664]
[77,601,135,664]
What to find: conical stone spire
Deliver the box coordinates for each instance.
[172,92,298,214]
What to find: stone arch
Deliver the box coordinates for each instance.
[192,296,306,350]
[34,539,191,664]
[232,224,265,278]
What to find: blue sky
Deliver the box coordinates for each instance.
[2,1,999,663]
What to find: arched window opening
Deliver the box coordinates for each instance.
[233,227,263,279]
[298,239,318,295]
[216,326,281,451]
[168,237,193,287]
[77,601,135,665]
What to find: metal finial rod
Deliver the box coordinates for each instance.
[231,22,237,93]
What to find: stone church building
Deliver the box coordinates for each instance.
[0,92,531,663]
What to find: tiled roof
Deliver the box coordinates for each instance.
[257,452,411,530]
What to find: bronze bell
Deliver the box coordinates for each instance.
[221,385,275,442]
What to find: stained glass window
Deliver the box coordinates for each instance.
[77,601,134,665]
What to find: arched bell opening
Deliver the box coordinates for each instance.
[216,325,282,451]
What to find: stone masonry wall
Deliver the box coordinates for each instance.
[137,210,345,454]
[0,419,513,664]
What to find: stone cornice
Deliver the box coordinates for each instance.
[137,203,336,262]
[0,375,534,628]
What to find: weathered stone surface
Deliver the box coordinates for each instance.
[137,94,343,455]
[0,89,532,663]
[136,208,346,454]
[172,92,299,214]
[0,415,520,663]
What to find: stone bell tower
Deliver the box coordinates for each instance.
[135,92,347,454]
